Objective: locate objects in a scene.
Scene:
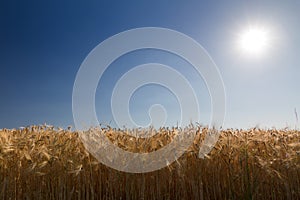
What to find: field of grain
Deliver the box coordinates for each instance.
[1,125,300,199]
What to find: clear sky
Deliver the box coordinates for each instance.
[1,0,300,129]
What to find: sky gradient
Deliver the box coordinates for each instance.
[1,0,300,129]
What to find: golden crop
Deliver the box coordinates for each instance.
[0,125,300,199]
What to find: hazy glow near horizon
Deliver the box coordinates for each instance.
[239,27,270,56]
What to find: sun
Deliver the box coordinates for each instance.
[238,27,270,56]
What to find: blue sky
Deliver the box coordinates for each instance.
[1,0,300,129]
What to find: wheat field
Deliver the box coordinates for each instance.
[1,125,300,199]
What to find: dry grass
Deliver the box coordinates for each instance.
[1,125,300,199]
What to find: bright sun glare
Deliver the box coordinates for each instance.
[239,27,270,56]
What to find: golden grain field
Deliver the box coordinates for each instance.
[1,125,300,199]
